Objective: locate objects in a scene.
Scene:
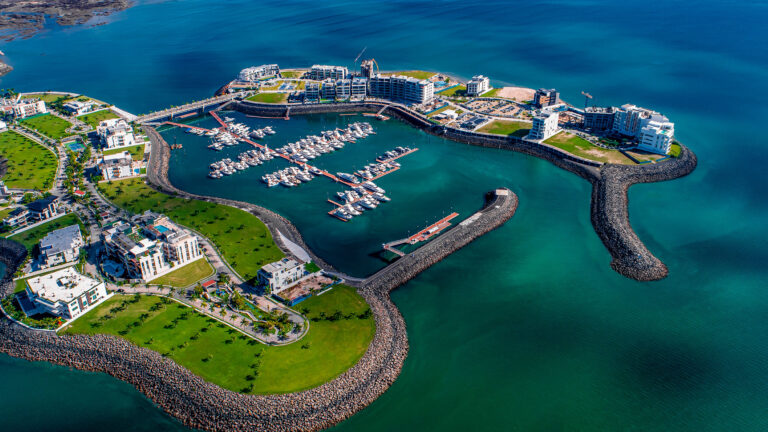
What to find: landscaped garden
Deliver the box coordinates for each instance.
[148,259,215,287]
[544,131,633,164]
[19,113,73,140]
[64,285,375,394]
[477,119,531,138]
[97,178,284,282]
[437,85,467,97]
[246,93,288,104]
[387,70,436,80]
[0,131,58,189]
[78,109,118,128]
[103,144,145,161]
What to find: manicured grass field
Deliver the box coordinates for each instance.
[22,93,69,103]
[387,70,436,80]
[544,132,633,164]
[669,143,682,158]
[148,258,214,287]
[97,178,284,282]
[477,120,531,138]
[480,88,500,98]
[437,85,467,97]
[19,113,72,140]
[280,71,303,78]
[246,93,288,104]
[78,109,119,129]
[64,285,375,394]
[0,131,58,190]
[7,213,86,253]
[103,144,145,161]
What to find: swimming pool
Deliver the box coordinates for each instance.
[67,141,85,152]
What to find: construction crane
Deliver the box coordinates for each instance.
[581,91,593,108]
[353,46,368,72]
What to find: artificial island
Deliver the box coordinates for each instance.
[0,59,695,431]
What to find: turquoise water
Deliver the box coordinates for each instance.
[2,1,768,430]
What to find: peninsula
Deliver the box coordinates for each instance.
[0,59,695,432]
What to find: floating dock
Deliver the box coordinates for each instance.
[382,212,460,256]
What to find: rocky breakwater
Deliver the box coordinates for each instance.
[364,188,519,293]
[0,237,26,286]
[590,144,698,281]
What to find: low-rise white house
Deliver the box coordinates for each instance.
[529,108,560,141]
[39,224,83,268]
[467,75,490,96]
[63,100,96,116]
[257,258,306,294]
[21,267,108,320]
[238,64,280,82]
[2,98,48,118]
[97,118,136,149]
[99,151,142,180]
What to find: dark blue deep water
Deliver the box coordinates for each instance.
[2,1,768,430]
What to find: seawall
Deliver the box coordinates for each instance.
[228,100,697,281]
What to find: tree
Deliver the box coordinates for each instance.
[230,291,246,310]
[193,284,204,298]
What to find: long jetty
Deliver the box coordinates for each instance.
[136,93,241,125]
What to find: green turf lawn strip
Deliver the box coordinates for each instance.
[437,85,466,97]
[280,71,303,78]
[246,93,288,104]
[97,178,284,282]
[669,143,682,158]
[22,93,69,103]
[64,285,375,394]
[480,88,500,98]
[148,259,215,287]
[7,213,87,253]
[78,109,119,129]
[544,132,632,164]
[0,131,58,190]
[477,120,531,138]
[103,144,145,161]
[19,113,72,140]
[386,70,435,80]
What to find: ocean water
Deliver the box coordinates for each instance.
[3,1,768,431]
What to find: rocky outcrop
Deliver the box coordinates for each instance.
[0,1,133,41]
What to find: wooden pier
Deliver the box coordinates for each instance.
[382,212,460,256]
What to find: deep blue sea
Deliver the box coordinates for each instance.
[3,1,768,430]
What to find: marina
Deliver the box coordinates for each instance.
[381,212,460,256]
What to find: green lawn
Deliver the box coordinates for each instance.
[19,113,72,140]
[480,88,500,98]
[387,70,436,80]
[438,85,467,97]
[78,109,119,128]
[149,258,214,287]
[22,93,69,103]
[544,132,633,164]
[669,142,682,158]
[103,144,145,161]
[97,178,284,282]
[477,120,531,138]
[0,131,58,190]
[7,213,86,253]
[246,93,288,104]
[63,285,375,394]
[280,71,303,78]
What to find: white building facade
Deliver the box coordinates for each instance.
[97,118,137,149]
[308,65,349,81]
[238,64,280,82]
[257,258,306,293]
[466,75,490,96]
[638,120,675,154]
[99,151,142,180]
[23,267,108,320]
[39,224,83,268]
[529,109,560,141]
[368,74,434,104]
[4,99,48,119]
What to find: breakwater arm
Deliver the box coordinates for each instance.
[229,100,697,281]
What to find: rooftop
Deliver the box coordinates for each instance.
[26,267,101,303]
[261,258,301,275]
[40,224,81,255]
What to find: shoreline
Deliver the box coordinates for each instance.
[0,131,518,431]
[225,99,697,281]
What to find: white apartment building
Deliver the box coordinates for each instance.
[305,82,320,101]
[22,267,108,320]
[257,258,306,293]
[321,79,336,100]
[5,99,48,119]
[467,75,490,96]
[238,64,280,82]
[308,65,349,81]
[638,119,675,154]
[368,74,434,104]
[529,109,560,141]
[100,151,141,180]
[63,100,96,116]
[335,79,352,100]
[39,224,83,268]
[97,118,136,149]
[351,77,367,99]
[102,212,203,282]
